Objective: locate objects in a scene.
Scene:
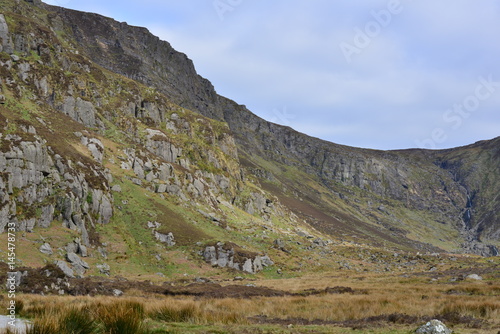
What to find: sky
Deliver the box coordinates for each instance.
[42,0,500,150]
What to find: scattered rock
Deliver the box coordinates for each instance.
[466,274,482,280]
[156,183,168,193]
[313,238,327,247]
[296,230,313,239]
[55,260,74,278]
[242,258,253,273]
[111,185,122,192]
[79,244,88,257]
[273,239,290,253]
[273,239,285,249]
[97,263,110,276]
[154,231,175,246]
[197,209,220,222]
[86,138,104,163]
[253,256,263,273]
[97,246,108,259]
[203,246,217,266]
[260,255,274,267]
[112,289,123,297]
[415,319,452,334]
[195,277,209,283]
[202,243,272,274]
[66,252,90,269]
[39,243,53,255]
[66,239,87,257]
[147,221,161,229]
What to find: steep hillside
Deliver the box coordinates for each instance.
[29,0,499,255]
[0,0,498,288]
[0,0,312,280]
[430,138,500,253]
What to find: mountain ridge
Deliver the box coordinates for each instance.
[65,0,498,255]
[0,0,498,289]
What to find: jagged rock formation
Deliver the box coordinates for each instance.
[0,125,113,240]
[27,0,498,255]
[203,242,274,274]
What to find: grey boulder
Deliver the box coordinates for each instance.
[415,320,452,334]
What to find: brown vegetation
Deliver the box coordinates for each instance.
[1,274,497,333]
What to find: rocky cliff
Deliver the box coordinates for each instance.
[36,0,498,255]
[0,0,498,285]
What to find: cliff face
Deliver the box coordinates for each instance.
[0,0,498,264]
[0,114,113,239]
[431,139,500,253]
[45,4,224,122]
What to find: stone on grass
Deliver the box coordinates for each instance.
[111,185,122,192]
[66,252,90,269]
[415,319,452,334]
[39,243,53,255]
[55,260,74,278]
[112,289,123,297]
[466,274,482,280]
[97,263,111,275]
[154,231,175,246]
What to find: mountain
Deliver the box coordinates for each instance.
[0,0,498,283]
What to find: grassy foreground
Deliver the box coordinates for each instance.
[1,271,498,334]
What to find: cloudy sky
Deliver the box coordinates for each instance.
[43,0,500,150]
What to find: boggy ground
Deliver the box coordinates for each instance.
[1,265,499,334]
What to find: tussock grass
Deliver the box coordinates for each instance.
[12,276,499,333]
[21,299,149,334]
[25,308,60,334]
[96,300,147,334]
[59,306,99,334]
[441,299,500,319]
[148,298,246,325]
[151,303,198,323]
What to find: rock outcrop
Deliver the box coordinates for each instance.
[0,126,113,236]
[66,252,89,277]
[0,0,497,276]
[0,14,13,54]
[32,0,500,254]
[202,242,274,274]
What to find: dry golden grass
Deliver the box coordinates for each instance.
[255,273,500,323]
[6,274,498,333]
